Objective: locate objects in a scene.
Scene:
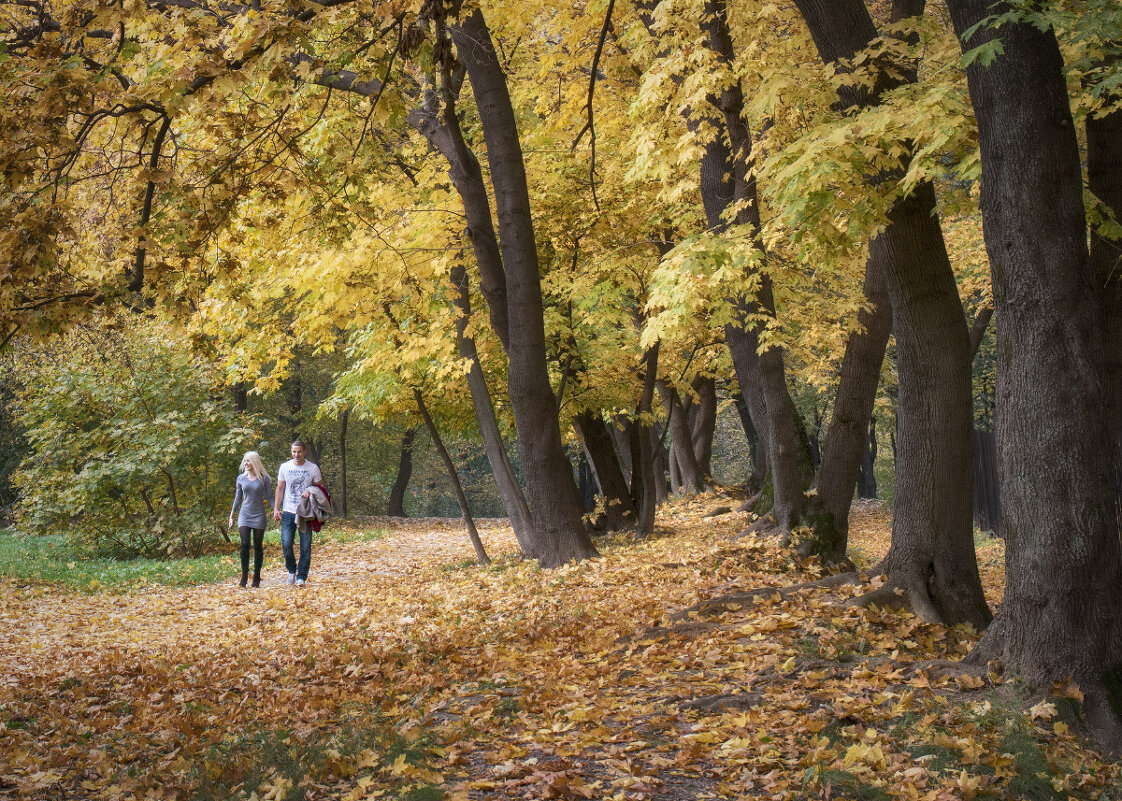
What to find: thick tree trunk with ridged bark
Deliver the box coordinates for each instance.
[658,381,707,495]
[802,257,891,563]
[388,428,416,517]
[868,183,989,627]
[1088,94,1122,496]
[688,375,717,477]
[574,411,638,531]
[945,0,1122,751]
[793,0,989,627]
[450,9,597,567]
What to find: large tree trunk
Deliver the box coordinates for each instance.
[856,416,878,499]
[451,264,538,557]
[657,381,707,495]
[414,389,490,565]
[945,0,1122,750]
[688,375,717,477]
[575,411,639,531]
[732,390,767,493]
[868,182,990,627]
[802,257,891,562]
[793,0,989,627]
[632,342,661,534]
[1087,91,1122,502]
[387,427,416,517]
[339,407,349,517]
[450,9,597,567]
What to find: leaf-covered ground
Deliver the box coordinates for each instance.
[1,498,1118,801]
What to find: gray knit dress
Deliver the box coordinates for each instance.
[230,473,272,529]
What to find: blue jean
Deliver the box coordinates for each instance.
[280,512,313,580]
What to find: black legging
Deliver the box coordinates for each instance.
[239,527,265,582]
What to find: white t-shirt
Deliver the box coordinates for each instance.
[277,459,323,514]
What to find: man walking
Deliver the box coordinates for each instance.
[274,440,322,586]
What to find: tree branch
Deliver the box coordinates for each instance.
[570,0,614,214]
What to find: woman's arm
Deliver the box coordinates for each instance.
[229,478,243,527]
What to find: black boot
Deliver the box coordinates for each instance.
[239,573,248,588]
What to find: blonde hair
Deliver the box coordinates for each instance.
[240,451,270,483]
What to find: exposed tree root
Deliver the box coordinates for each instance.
[613,620,720,647]
[736,491,764,514]
[849,565,944,624]
[964,623,1122,755]
[900,658,991,683]
[703,506,733,518]
[1081,684,1122,756]
[736,513,778,538]
[674,692,764,713]
[669,571,868,623]
[792,537,855,570]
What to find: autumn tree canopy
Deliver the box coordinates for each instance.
[2,0,1122,748]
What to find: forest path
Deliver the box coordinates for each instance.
[0,501,1062,801]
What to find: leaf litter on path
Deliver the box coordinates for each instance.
[0,499,1114,800]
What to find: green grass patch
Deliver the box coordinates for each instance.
[190,709,441,801]
[0,533,234,591]
[0,525,387,592]
[1002,727,1063,801]
[804,768,890,801]
[904,743,961,774]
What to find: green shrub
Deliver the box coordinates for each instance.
[11,317,258,557]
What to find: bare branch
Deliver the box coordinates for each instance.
[570,0,613,214]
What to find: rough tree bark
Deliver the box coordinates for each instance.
[388,428,416,517]
[657,381,707,495]
[945,0,1122,750]
[339,407,349,517]
[687,375,717,477]
[793,0,989,627]
[448,8,597,566]
[802,257,891,563]
[1087,85,1122,490]
[574,411,639,530]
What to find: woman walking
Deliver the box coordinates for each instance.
[228,451,272,587]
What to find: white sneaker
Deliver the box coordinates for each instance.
[295,578,306,587]
[286,573,296,585]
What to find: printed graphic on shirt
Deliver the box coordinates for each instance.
[278,461,322,514]
[286,472,311,502]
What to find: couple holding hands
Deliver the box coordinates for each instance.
[228,440,333,588]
